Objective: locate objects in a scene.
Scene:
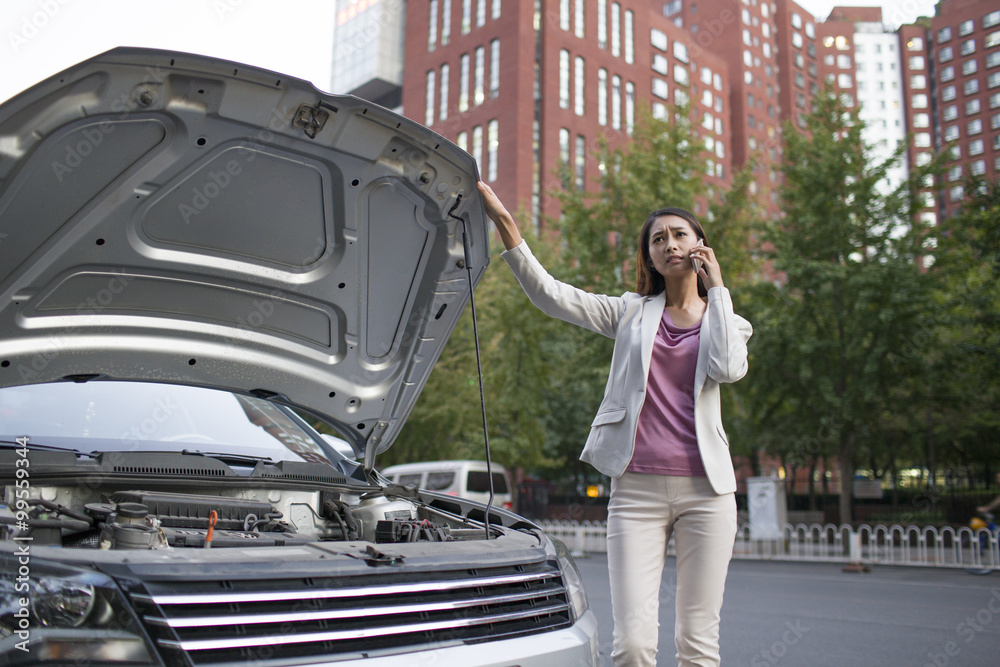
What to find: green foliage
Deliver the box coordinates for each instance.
[743,91,949,520]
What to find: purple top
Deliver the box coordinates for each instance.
[626,308,706,476]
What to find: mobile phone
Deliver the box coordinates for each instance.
[691,239,704,273]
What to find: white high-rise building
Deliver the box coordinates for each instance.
[853,22,909,196]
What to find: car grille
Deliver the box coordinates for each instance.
[128,560,572,665]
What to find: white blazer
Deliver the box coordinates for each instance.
[502,241,752,495]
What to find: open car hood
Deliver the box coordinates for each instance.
[0,48,490,467]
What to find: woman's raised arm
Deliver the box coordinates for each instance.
[477,181,523,251]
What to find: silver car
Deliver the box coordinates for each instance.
[0,48,597,667]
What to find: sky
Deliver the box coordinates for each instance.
[0,0,941,105]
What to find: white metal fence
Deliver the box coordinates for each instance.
[537,519,1000,570]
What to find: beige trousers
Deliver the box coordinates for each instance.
[607,473,737,666]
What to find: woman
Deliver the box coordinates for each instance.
[477,181,752,666]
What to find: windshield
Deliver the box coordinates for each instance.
[0,381,347,467]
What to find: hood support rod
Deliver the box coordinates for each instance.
[448,194,495,540]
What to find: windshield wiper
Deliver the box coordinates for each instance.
[0,439,98,458]
[180,450,274,465]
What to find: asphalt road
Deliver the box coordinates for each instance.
[575,554,1000,666]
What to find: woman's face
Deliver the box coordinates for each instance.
[647,215,701,278]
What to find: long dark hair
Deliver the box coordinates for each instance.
[635,207,708,297]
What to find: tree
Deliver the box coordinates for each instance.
[754,91,939,522]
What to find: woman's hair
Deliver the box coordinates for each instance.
[635,207,708,297]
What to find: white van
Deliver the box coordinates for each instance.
[380,460,514,510]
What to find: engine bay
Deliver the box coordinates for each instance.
[1,484,496,550]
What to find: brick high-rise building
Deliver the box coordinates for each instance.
[400,1,730,229]
[335,1,993,232]
[929,0,1000,219]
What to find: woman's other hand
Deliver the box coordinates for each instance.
[477,181,523,250]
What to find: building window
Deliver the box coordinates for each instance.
[837,54,852,69]
[576,0,585,38]
[791,12,802,29]
[961,39,976,55]
[611,74,621,129]
[962,59,978,76]
[490,39,500,98]
[911,74,926,89]
[942,85,956,101]
[971,159,986,176]
[674,87,688,106]
[625,81,635,134]
[598,0,607,49]
[674,41,689,63]
[462,0,472,34]
[429,0,438,51]
[653,53,668,74]
[969,139,984,155]
[598,68,608,125]
[948,165,963,181]
[988,31,1000,49]
[909,56,925,70]
[487,119,498,181]
[474,46,485,105]
[942,125,958,141]
[912,94,928,108]
[959,19,974,36]
[425,70,436,126]
[652,77,669,99]
[560,0,570,31]
[913,113,929,128]
[440,64,450,120]
[575,56,585,116]
[940,66,955,82]
[559,49,570,109]
[624,10,634,64]
[492,0,501,20]
[968,118,983,135]
[611,2,621,57]
[907,37,923,51]
[939,46,953,62]
[949,186,964,202]
[559,127,570,186]
[991,72,1000,88]
[993,113,1000,130]
[575,134,585,190]
[472,124,483,169]
[838,74,853,88]
[985,11,1000,28]
[988,52,1000,68]
[477,0,486,27]
[442,0,452,45]
[651,28,667,51]
[674,64,689,86]
[459,53,470,111]
[792,32,803,48]
[457,130,467,152]
[965,79,980,95]
[942,104,958,121]
[938,26,952,42]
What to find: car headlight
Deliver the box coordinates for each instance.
[0,557,158,666]
[554,538,590,622]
